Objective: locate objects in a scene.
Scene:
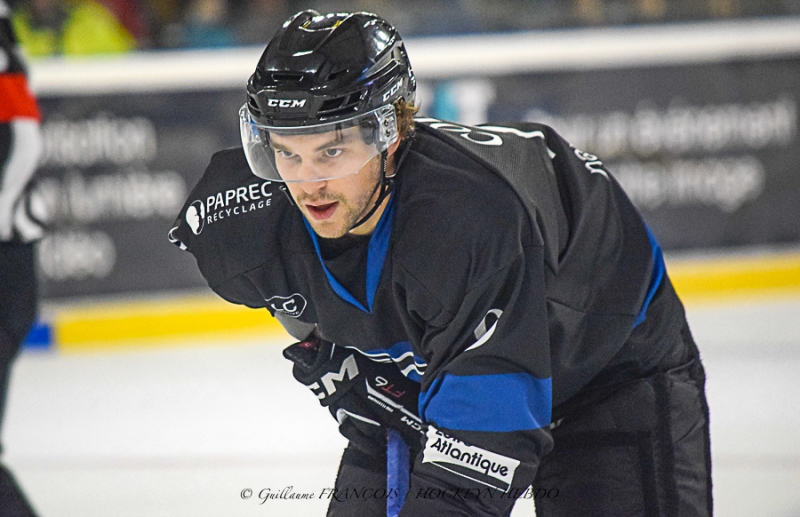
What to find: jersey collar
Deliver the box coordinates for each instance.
[302,194,396,313]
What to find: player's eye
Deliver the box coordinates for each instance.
[323,148,343,158]
[276,150,295,159]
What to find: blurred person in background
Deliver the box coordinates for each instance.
[98,0,153,48]
[572,0,744,25]
[573,0,667,24]
[706,0,739,17]
[0,1,44,515]
[181,0,238,48]
[376,0,483,35]
[142,0,191,48]
[231,0,288,46]
[11,0,136,57]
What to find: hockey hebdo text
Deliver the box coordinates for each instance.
[239,485,559,504]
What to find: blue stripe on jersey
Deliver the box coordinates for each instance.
[634,224,666,328]
[302,195,396,313]
[419,372,552,432]
[366,194,395,310]
[360,340,418,361]
[356,341,427,382]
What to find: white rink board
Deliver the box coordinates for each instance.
[4,295,800,517]
[28,18,800,97]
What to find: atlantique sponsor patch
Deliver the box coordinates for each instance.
[422,426,520,492]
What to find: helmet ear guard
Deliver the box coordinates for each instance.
[358,106,398,147]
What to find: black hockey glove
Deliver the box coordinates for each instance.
[283,336,424,456]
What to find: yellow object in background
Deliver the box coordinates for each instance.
[52,294,287,353]
[30,250,800,353]
[12,0,136,57]
[669,251,800,303]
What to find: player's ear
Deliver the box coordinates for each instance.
[386,136,403,159]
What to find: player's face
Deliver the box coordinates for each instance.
[275,128,385,238]
[268,126,378,183]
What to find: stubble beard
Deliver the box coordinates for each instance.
[298,182,378,239]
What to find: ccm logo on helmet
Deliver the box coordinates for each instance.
[266,99,307,108]
[382,79,403,102]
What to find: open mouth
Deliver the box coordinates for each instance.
[305,202,338,220]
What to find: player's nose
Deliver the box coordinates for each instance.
[297,179,328,196]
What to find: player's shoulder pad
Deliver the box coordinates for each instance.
[414,118,565,268]
[413,118,560,180]
[168,146,290,288]
[414,117,557,149]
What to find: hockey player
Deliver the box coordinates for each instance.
[170,10,712,516]
[0,1,44,515]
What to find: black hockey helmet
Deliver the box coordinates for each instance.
[245,10,416,129]
[240,11,416,229]
[240,10,416,185]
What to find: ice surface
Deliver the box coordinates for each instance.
[3,296,799,517]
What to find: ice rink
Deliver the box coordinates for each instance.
[4,294,800,517]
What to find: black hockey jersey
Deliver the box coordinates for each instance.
[170,119,685,515]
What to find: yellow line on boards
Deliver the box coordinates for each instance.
[53,296,286,352]
[45,252,800,351]
[667,252,800,303]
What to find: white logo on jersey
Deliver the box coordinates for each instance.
[199,181,274,229]
[422,426,520,492]
[266,294,307,318]
[185,200,205,235]
[416,119,556,157]
[465,309,503,352]
[573,148,609,180]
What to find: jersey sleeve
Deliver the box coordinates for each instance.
[168,147,319,330]
[168,148,279,309]
[397,223,554,515]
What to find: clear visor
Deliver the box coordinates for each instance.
[239,104,399,183]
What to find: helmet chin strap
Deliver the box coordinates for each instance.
[349,150,392,232]
[348,140,413,232]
